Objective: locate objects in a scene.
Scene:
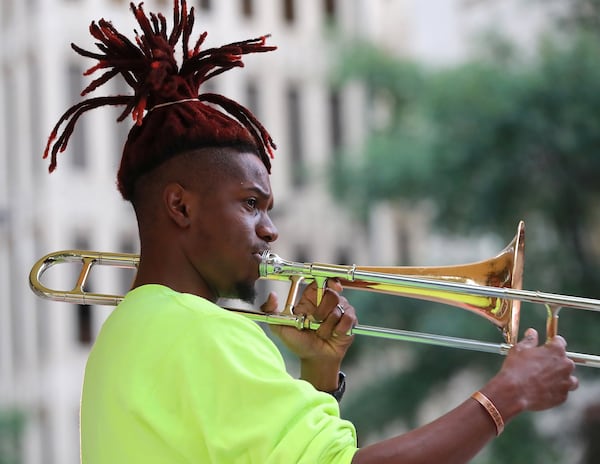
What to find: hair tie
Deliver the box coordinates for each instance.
[148,98,200,113]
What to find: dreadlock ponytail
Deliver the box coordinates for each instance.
[44,0,277,201]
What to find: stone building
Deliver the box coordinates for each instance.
[2,1,583,463]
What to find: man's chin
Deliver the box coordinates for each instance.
[232,282,257,305]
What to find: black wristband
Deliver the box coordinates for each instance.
[327,371,346,403]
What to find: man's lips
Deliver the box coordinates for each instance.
[253,248,270,260]
[251,250,269,268]
[250,251,267,279]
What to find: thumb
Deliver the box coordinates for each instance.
[260,292,279,314]
[519,328,539,348]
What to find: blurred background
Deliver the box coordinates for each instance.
[1,0,600,463]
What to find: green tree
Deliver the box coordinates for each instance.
[331,10,600,464]
[0,410,24,464]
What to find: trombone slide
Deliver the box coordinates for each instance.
[29,236,600,368]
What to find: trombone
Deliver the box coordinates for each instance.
[29,221,600,368]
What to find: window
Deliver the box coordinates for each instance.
[286,85,304,187]
[294,246,309,264]
[67,63,87,169]
[323,0,336,23]
[77,303,93,345]
[397,224,412,265]
[335,248,351,266]
[245,80,259,117]
[241,0,253,18]
[198,0,212,10]
[329,88,343,154]
[283,0,295,24]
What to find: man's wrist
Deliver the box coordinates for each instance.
[300,359,342,392]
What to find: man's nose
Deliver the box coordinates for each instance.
[258,214,278,242]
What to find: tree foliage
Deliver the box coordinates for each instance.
[332,4,600,463]
[334,34,600,279]
[0,410,24,464]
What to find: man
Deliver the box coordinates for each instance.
[44,1,578,462]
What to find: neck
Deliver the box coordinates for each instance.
[132,243,217,302]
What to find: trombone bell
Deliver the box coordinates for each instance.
[260,221,525,345]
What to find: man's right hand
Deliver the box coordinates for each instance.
[482,328,578,419]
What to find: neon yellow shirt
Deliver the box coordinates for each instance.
[81,284,358,463]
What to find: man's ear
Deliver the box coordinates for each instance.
[163,182,192,228]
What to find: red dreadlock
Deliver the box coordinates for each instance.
[44,0,277,201]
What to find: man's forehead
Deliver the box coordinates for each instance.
[176,147,266,180]
[235,155,273,193]
[192,149,272,196]
[220,151,270,181]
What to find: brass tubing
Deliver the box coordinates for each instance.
[28,246,600,368]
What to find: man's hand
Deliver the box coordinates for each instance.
[480,328,579,423]
[261,280,357,392]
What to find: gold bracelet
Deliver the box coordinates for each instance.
[471,391,504,436]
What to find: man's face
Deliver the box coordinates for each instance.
[183,151,278,302]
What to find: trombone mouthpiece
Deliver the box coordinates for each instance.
[259,251,313,281]
[259,250,279,276]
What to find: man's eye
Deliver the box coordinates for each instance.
[246,198,257,209]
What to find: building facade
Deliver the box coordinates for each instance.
[2,1,587,463]
[0,1,387,462]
